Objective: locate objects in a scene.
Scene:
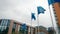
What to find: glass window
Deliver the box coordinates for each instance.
[19,25,28,34]
[0,19,10,34]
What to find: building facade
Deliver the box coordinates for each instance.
[53,2,60,34]
[35,26,48,34]
[0,19,35,34]
[53,2,60,27]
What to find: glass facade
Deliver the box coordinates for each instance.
[12,23,28,34]
[0,19,10,34]
[19,25,28,34]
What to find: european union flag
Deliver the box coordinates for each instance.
[31,13,36,20]
[21,24,26,30]
[54,0,60,2]
[48,0,55,5]
[37,6,46,14]
[48,0,60,6]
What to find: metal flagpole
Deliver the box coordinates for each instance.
[48,0,55,33]
[51,5,59,34]
[37,13,39,34]
[37,6,46,34]
[48,5,55,34]
[37,15,39,34]
[31,19,32,34]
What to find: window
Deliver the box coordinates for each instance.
[0,19,10,34]
[19,25,28,34]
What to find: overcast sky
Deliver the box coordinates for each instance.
[0,0,58,28]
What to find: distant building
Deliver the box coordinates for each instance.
[48,27,56,34]
[0,19,34,34]
[0,19,58,34]
[35,26,48,34]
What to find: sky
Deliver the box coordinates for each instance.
[0,0,58,28]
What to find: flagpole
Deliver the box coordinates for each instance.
[37,7,40,34]
[48,5,55,34]
[51,5,59,34]
[37,6,46,34]
[31,13,33,34]
[31,19,32,34]
[37,12,39,34]
[37,15,39,34]
[48,0,55,34]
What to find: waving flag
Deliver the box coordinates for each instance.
[48,0,55,5]
[31,13,36,20]
[37,6,46,15]
[21,24,26,30]
[48,0,60,6]
[54,0,60,2]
